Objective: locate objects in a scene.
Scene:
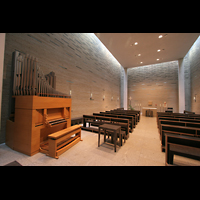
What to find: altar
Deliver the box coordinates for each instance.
[142,107,157,117]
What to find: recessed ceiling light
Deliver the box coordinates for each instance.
[158,35,163,39]
[157,59,159,61]
[157,49,161,52]
[134,42,138,45]
[140,62,143,64]
[138,54,141,56]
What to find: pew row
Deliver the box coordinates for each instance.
[159,120,200,136]
[40,125,82,159]
[157,116,200,128]
[165,132,200,165]
[160,124,200,152]
[157,112,200,126]
[81,115,129,139]
[71,117,83,126]
[106,110,140,123]
[93,113,135,131]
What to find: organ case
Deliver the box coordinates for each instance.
[6,96,71,156]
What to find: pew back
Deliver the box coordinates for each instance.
[93,112,135,131]
[165,132,200,165]
[161,124,200,152]
[82,115,130,139]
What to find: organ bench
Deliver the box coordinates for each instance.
[40,125,82,159]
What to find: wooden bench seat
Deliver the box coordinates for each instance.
[159,120,200,136]
[160,124,200,152]
[40,125,81,159]
[157,112,200,126]
[104,110,140,123]
[165,132,200,165]
[71,117,83,126]
[82,115,129,139]
[94,113,135,131]
[157,116,200,128]
[103,112,138,125]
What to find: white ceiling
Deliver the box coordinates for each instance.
[94,33,200,68]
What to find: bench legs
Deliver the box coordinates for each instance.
[103,130,125,147]
[166,151,174,165]
[48,139,58,159]
[165,143,174,165]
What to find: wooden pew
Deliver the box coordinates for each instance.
[82,115,109,132]
[81,115,129,139]
[165,132,200,165]
[120,110,140,122]
[159,120,200,136]
[160,124,200,152]
[82,115,97,130]
[71,117,83,126]
[157,112,200,126]
[157,117,200,129]
[106,114,135,131]
[111,118,129,139]
[92,116,112,127]
[93,113,135,131]
[105,109,140,123]
[157,112,172,125]
[95,116,129,139]
[118,110,140,122]
[117,112,138,125]
[184,110,195,114]
[40,125,81,159]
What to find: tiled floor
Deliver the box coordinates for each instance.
[1,116,200,166]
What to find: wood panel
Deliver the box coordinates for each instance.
[47,108,63,120]
[35,109,43,126]
[6,96,71,156]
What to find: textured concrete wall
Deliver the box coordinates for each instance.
[178,58,185,113]
[184,36,200,113]
[183,52,191,111]
[127,61,179,113]
[1,33,121,143]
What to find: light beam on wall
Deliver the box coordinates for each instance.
[92,33,122,68]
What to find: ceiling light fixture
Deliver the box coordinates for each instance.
[134,42,138,45]
[158,35,163,39]
[157,59,159,61]
[140,62,143,64]
[157,49,161,52]
[138,54,141,56]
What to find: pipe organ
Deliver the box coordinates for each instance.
[12,51,69,98]
[6,51,81,157]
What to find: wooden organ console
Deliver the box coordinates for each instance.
[6,51,81,158]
